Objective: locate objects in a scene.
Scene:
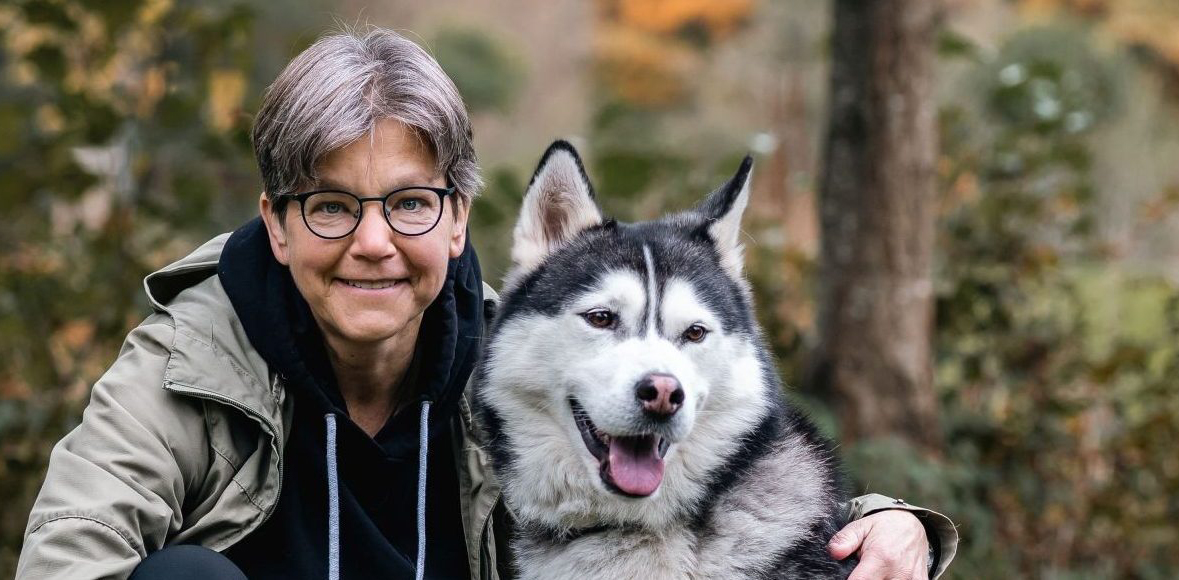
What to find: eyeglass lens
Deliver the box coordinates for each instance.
[302,189,443,237]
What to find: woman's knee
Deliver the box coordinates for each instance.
[130,544,246,580]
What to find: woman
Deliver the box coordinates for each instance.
[17,28,956,579]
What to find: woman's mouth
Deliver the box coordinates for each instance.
[337,278,404,290]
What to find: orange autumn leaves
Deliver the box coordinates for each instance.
[593,0,753,108]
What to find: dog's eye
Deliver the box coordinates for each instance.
[682,324,708,343]
[581,309,616,329]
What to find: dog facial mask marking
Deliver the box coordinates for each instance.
[512,141,603,272]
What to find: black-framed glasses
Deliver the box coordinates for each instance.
[279,186,456,239]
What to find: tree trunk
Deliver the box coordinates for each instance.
[812,0,943,454]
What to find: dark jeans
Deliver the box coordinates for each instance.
[129,544,247,580]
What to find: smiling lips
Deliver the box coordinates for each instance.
[338,278,404,290]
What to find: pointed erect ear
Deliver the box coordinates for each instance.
[511,140,603,272]
[696,155,753,278]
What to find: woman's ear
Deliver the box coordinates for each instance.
[259,192,292,266]
[449,195,470,259]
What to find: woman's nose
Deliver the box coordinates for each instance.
[349,205,397,259]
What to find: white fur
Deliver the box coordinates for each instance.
[642,245,659,337]
[482,272,774,533]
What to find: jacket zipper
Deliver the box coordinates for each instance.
[480,492,503,580]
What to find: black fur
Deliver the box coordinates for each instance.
[526,140,597,200]
[696,154,753,222]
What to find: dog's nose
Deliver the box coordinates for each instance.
[635,373,684,418]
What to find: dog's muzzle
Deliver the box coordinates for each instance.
[570,398,673,497]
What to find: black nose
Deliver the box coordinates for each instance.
[635,373,684,418]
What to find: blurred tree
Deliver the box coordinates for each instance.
[844,21,1179,576]
[929,24,1179,576]
[811,0,944,454]
[0,0,326,574]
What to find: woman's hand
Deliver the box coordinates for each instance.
[828,510,930,579]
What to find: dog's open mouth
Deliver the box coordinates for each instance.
[570,398,671,497]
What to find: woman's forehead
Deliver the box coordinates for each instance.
[315,119,442,192]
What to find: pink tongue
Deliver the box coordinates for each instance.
[607,436,664,496]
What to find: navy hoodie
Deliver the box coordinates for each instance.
[217,218,483,579]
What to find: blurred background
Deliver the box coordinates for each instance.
[1,0,1177,577]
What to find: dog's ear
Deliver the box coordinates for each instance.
[512,140,603,272]
[696,155,753,278]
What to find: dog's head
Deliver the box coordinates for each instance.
[478,140,775,529]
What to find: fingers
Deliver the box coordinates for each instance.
[913,549,929,578]
[835,510,932,579]
[847,545,928,580]
[827,517,871,561]
[845,555,888,580]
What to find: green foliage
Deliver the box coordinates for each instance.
[843,23,1179,578]
[985,25,1123,136]
[0,1,327,574]
[430,26,524,114]
[470,165,525,281]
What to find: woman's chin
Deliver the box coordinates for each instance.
[349,322,411,344]
[314,292,433,348]
[323,313,417,346]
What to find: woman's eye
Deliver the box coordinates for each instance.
[581,309,616,329]
[322,202,344,214]
[682,324,708,343]
[398,199,420,211]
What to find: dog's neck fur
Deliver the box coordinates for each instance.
[507,426,842,580]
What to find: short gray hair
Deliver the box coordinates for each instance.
[252,28,482,213]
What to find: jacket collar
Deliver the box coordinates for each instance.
[144,233,284,436]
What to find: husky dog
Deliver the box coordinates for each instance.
[472,141,854,579]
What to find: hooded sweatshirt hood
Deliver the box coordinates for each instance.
[217,217,482,579]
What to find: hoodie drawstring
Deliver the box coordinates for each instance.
[415,400,431,580]
[325,413,340,580]
[323,402,431,580]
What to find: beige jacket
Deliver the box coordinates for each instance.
[17,235,956,579]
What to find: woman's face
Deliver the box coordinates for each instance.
[260,118,469,350]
